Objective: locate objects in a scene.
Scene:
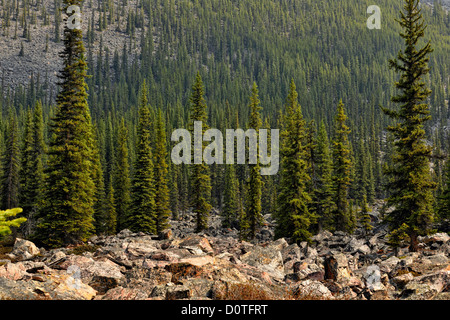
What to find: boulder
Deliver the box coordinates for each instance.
[0,272,97,300]
[166,285,192,300]
[240,246,285,280]
[391,272,414,289]
[179,235,214,255]
[0,262,29,280]
[57,255,124,293]
[324,253,352,282]
[7,238,40,261]
[421,233,450,245]
[291,280,334,300]
[100,286,148,300]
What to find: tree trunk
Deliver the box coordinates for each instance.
[409,232,419,252]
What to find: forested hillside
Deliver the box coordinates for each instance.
[0,0,449,247]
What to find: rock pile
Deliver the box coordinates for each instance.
[0,212,449,300]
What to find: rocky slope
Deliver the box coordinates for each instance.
[0,212,449,300]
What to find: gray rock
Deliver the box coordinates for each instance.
[291,280,334,300]
[324,253,352,282]
[240,246,285,280]
[7,238,40,261]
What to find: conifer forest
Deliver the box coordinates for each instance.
[0,0,449,302]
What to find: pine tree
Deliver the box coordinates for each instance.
[437,158,450,231]
[0,208,26,238]
[154,109,171,234]
[332,100,353,233]
[36,0,96,247]
[274,79,313,243]
[360,195,373,237]
[245,82,264,240]
[2,112,20,211]
[127,81,156,234]
[188,72,212,233]
[382,0,436,252]
[222,163,239,228]
[312,120,334,231]
[104,179,117,235]
[19,104,45,237]
[112,118,131,231]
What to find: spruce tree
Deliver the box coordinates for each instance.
[274,79,313,243]
[312,120,334,231]
[222,163,239,229]
[382,0,435,252]
[360,195,373,237]
[36,0,97,247]
[332,100,353,233]
[127,81,157,234]
[437,158,450,231]
[154,109,171,234]
[188,72,212,233]
[20,104,45,237]
[112,118,131,231]
[245,82,264,240]
[2,112,20,211]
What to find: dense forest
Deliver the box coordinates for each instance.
[0,0,449,249]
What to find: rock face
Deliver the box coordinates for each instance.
[0,212,449,300]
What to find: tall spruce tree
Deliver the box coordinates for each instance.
[112,118,131,231]
[127,81,157,234]
[245,82,264,240]
[154,108,171,234]
[36,0,97,247]
[188,72,212,233]
[2,112,20,210]
[20,104,46,237]
[332,100,353,233]
[437,158,450,231]
[382,0,435,252]
[312,120,334,231]
[274,79,313,243]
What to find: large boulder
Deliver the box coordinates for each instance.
[57,255,124,294]
[240,246,285,280]
[7,238,40,261]
[0,262,29,280]
[178,235,214,255]
[291,280,334,300]
[324,253,352,282]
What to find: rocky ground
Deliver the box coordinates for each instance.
[0,211,449,300]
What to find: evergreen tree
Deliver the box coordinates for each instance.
[19,105,45,237]
[312,120,334,231]
[112,118,131,231]
[188,72,212,233]
[154,109,171,234]
[274,79,313,243]
[222,163,239,228]
[36,0,97,247]
[360,195,373,237]
[332,100,353,233]
[0,208,26,238]
[382,0,436,252]
[2,112,20,211]
[437,158,450,231]
[245,82,264,240]
[127,81,156,234]
[104,179,117,235]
